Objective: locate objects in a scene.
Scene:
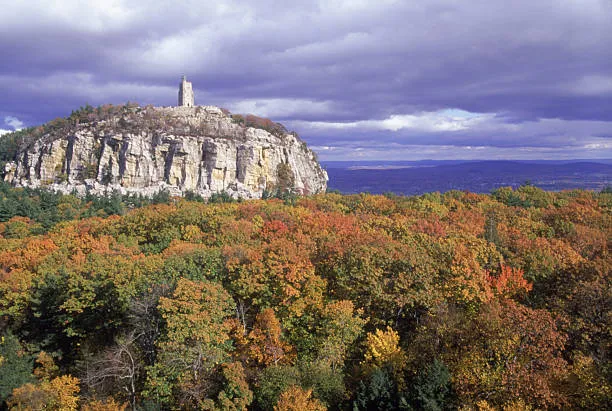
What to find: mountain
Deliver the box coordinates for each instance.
[2,104,327,198]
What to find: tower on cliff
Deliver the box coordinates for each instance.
[178,76,194,107]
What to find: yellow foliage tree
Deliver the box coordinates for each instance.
[362,326,407,390]
[33,351,58,381]
[363,326,405,369]
[274,386,327,411]
[81,397,129,411]
[9,375,80,411]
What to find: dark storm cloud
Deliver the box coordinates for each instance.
[0,0,611,159]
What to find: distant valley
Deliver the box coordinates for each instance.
[323,160,612,195]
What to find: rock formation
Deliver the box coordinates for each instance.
[4,104,328,199]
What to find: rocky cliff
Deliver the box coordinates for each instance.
[3,104,327,198]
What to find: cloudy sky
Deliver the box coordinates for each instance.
[1,0,611,160]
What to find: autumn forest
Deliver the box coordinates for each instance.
[0,185,610,410]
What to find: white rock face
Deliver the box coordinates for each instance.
[8,106,328,199]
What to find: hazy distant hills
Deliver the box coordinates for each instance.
[323,160,612,195]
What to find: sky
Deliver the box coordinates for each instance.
[0,0,611,161]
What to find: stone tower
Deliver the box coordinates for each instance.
[178,75,194,107]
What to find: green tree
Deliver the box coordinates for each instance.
[255,365,301,410]
[315,300,365,370]
[353,367,408,411]
[0,332,34,404]
[144,278,236,407]
[410,359,454,410]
